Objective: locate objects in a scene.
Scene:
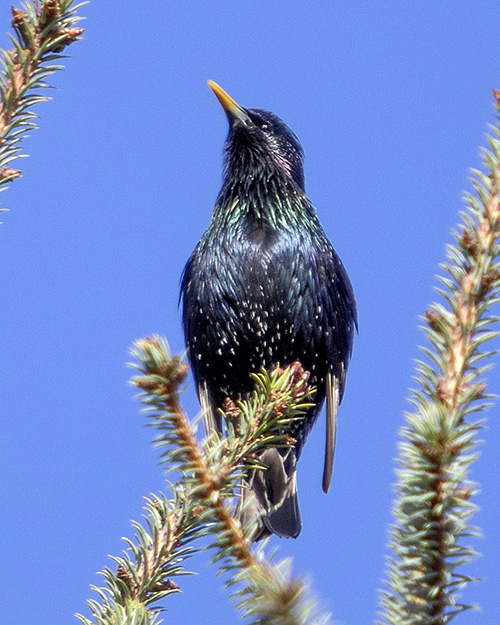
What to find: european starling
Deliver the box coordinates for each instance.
[180,81,357,539]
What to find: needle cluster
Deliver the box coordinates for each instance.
[379,93,500,625]
[77,336,329,625]
[0,0,84,201]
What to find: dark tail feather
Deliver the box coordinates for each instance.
[239,448,301,540]
[263,471,301,538]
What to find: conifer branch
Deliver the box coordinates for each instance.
[78,336,328,625]
[0,0,85,203]
[379,92,500,624]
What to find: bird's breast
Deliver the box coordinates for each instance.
[241,215,279,249]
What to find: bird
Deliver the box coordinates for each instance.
[180,81,357,539]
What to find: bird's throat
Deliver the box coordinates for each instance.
[216,169,305,229]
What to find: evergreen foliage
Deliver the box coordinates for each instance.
[379,93,500,624]
[0,0,84,202]
[77,337,329,625]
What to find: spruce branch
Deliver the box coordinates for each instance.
[78,336,328,625]
[0,0,85,204]
[379,92,500,624]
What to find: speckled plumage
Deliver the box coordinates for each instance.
[180,83,357,539]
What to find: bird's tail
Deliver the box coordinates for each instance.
[239,448,301,539]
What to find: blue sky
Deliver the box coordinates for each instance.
[1,2,500,623]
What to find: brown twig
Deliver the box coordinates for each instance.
[130,337,314,623]
[134,338,271,575]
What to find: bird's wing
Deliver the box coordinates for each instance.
[200,381,221,436]
[323,370,340,494]
[319,243,357,492]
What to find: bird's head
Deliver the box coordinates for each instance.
[208,80,305,191]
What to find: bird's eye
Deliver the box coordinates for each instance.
[261,123,268,130]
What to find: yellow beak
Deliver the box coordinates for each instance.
[208,80,251,125]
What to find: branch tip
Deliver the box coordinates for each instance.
[0,0,85,203]
[0,167,21,181]
[10,6,25,25]
[41,0,62,20]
